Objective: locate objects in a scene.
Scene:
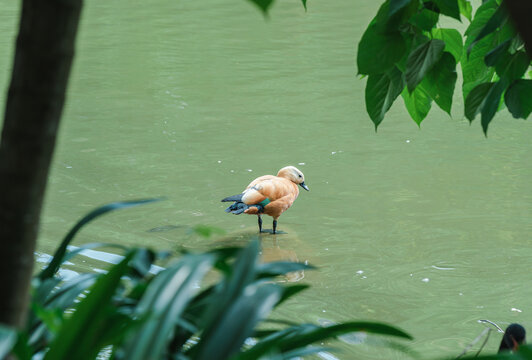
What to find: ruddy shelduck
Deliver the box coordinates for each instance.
[222,166,309,234]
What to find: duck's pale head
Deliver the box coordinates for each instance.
[277,166,309,191]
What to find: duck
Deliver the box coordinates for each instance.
[498,323,526,353]
[221,166,309,234]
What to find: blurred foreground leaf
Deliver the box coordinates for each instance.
[39,198,161,281]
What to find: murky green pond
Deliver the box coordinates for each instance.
[2,1,532,358]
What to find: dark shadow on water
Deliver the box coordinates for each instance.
[259,229,287,234]
[146,224,183,233]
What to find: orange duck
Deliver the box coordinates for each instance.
[222,166,309,234]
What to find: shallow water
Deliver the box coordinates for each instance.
[1,0,532,358]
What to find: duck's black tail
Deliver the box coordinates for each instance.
[222,194,264,215]
[224,202,248,214]
[222,194,245,214]
[221,194,243,202]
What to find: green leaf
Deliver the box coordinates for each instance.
[188,239,261,355]
[365,67,405,128]
[28,274,97,347]
[191,224,225,238]
[481,80,507,134]
[421,52,457,114]
[408,9,439,31]
[93,312,135,350]
[357,23,406,75]
[195,283,283,360]
[498,20,518,46]
[280,346,335,359]
[246,0,275,14]
[39,198,161,281]
[234,322,412,360]
[512,345,532,359]
[120,254,216,360]
[165,285,219,351]
[301,0,307,10]
[495,51,530,82]
[234,327,301,360]
[218,239,260,306]
[468,3,508,55]
[277,284,310,307]
[375,0,419,32]
[462,33,496,100]
[401,86,432,125]
[433,0,461,21]
[31,303,64,335]
[44,251,136,360]
[31,277,61,306]
[505,79,532,119]
[0,326,17,360]
[257,261,314,277]
[431,28,463,62]
[389,0,413,17]
[458,0,472,21]
[129,247,157,277]
[464,82,494,121]
[405,39,445,92]
[12,332,31,360]
[484,39,511,67]
[61,242,128,267]
[464,0,497,40]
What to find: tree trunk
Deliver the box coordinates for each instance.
[504,0,532,59]
[0,0,83,328]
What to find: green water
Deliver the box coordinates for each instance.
[2,1,532,358]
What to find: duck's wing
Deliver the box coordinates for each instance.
[238,175,274,204]
[246,175,275,189]
[243,177,299,204]
[221,175,273,204]
[242,183,271,205]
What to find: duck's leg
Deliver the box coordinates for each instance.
[272,219,277,234]
[258,215,263,233]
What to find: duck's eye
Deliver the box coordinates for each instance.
[298,174,302,178]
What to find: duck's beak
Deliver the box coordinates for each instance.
[300,182,310,191]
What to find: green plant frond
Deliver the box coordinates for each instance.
[0,325,18,360]
[39,198,162,281]
[194,283,283,360]
[44,250,138,360]
[118,253,216,360]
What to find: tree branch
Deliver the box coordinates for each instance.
[0,0,83,328]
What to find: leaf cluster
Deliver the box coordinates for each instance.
[0,200,412,360]
[357,0,532,134]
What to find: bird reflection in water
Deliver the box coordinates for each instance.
[210,227,307,283]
